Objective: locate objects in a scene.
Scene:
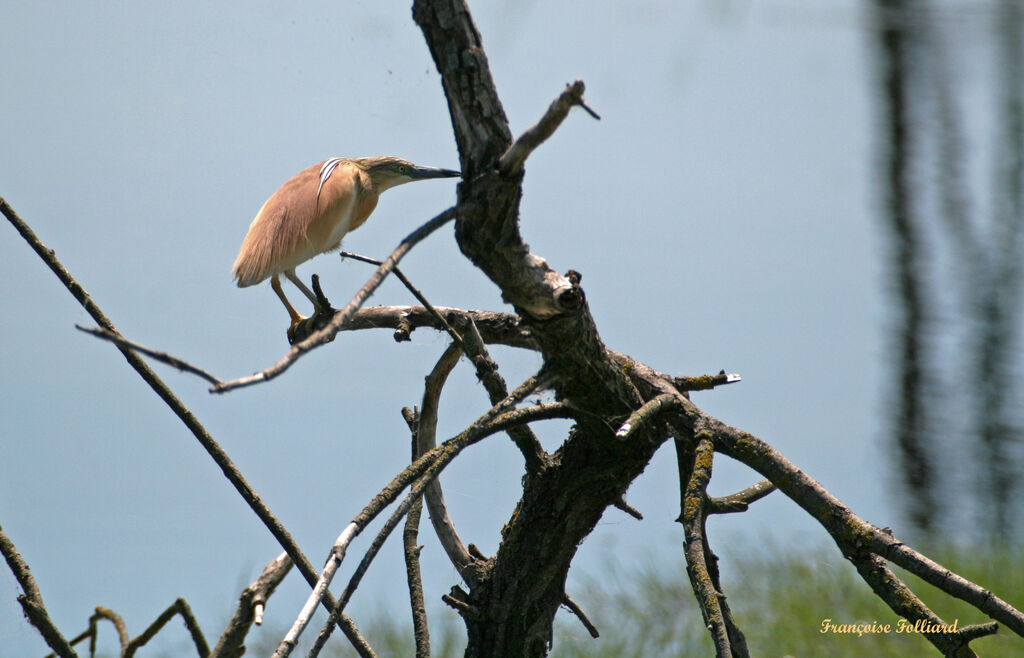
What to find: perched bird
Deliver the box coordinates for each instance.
[232,156,459,332]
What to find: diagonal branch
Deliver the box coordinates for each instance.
[0,522,77,658]
[274,393,576,657]
[498,79,599,177]
[340,250,464,345]
[2,197,375,657]
[124,598,207,658]
[852,551,984,656]
[455,316,549,471]
[75,325,224,386]
[671,394,1024,642]
[211,552,293,657]
[211,206,457,393]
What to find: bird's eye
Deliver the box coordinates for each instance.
[399,165,409,174]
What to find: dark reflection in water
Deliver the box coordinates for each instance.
[870,0,1023,542]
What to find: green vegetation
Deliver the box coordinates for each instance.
[246,542,1024,657]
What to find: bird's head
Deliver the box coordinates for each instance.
[355,156,461,192]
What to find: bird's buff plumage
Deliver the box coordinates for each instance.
[232,156,459,331]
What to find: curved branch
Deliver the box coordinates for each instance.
[418,343,477,583]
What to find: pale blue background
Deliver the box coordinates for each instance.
[2,1,897,654]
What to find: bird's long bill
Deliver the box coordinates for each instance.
[409,165,461,180]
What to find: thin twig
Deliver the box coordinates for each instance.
[75,325,224,386]
[212,206,457,393]
[92,608,130,653]
[561,594,599,639]
[343,253,548,471]
[306,402,574,654]
[2,197,375,657]
[340,250,464,345]
[499,80,600,177]
[0,522,76,658]
[706,479,776,515]
[611,496,643,520]
[79,305,536,391]
[404,497,430,658]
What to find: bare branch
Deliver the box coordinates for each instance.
[400,408,432,658]
[0,522,76,658]
[878,541,1024,638]
[276,390,575,656]
[124,598,208,658]
[3,197,374,657]
[668,393,1024,641]
[212,552,293,657]
[455,316,549,471]
[92,608,130,653]
[79,305,535,391]
[851,552,976,656]
[211,207,457,393]
[561,594,599,639]
[340,250,464,345]
[673,371,742,392]
[417,344,478,583]
[498,80,599,177]
[615,393,680,440]
[75,325,224,386]
[611,496,643,520]
[706,479,776,515]
[957,622,1001,644]
[679,433,733,658]
[442,587,479,619]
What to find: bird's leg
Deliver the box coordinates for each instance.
[281,269,336,344]
[284,269,320,308]
[271,273,305,328]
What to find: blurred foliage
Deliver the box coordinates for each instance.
[238,542,1023,656]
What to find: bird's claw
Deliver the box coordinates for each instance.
[286,304,337,345]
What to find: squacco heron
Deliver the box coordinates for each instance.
[232,156,459,333]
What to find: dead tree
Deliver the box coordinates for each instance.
[3,1,1024,657]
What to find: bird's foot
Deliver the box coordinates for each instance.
[286,304,337,345]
